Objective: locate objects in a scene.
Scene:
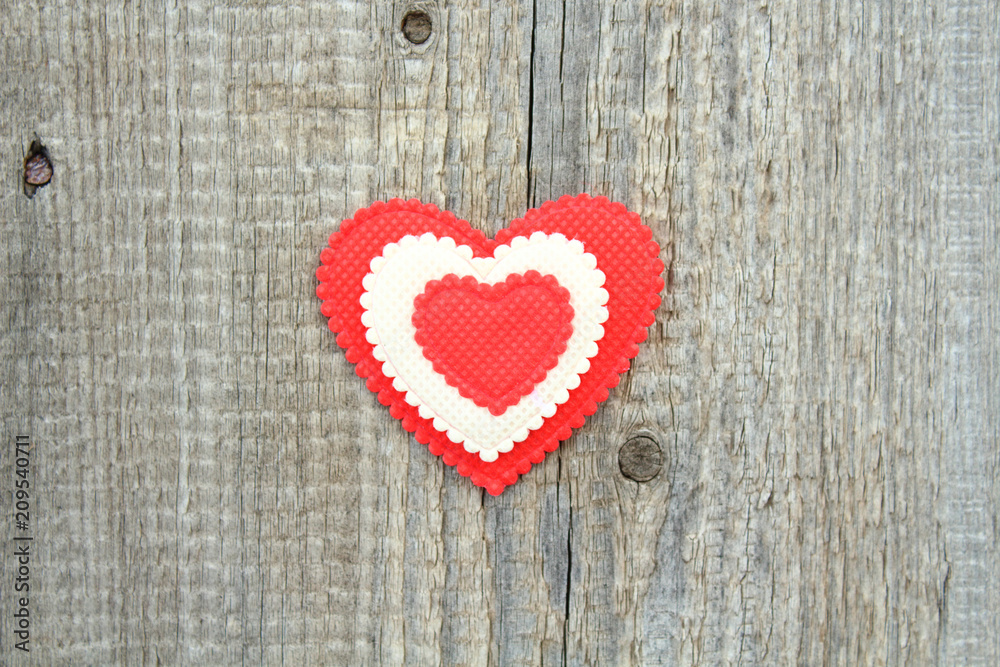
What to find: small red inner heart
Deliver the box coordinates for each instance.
[412,271,575,416]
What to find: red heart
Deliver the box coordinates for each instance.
[412,271,575,417]
[316,194,663,495]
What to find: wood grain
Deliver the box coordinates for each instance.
[1,0,997,664]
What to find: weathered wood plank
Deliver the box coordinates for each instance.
[0,0,997,665]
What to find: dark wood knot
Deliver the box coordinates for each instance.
[401,11,432,44]
[618,435,663,482]
[23,137,53,199]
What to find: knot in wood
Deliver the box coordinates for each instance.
[618,435,663,482]
[23,138,53,198]
[401,11,432,44]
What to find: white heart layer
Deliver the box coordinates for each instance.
[360,232,609,461]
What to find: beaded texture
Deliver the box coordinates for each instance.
[362,233,608,462]
[414,271,575,417]
[316,194,664,495]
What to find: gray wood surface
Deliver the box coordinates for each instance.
[1,0,997,664]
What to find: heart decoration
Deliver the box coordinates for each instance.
[412,271,575,417]
[316,194,663,495]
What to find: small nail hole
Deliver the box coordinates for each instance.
[401,11,432,45]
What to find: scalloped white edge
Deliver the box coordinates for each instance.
[360,232,609,461]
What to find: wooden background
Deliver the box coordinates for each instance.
[1,0,997,664]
